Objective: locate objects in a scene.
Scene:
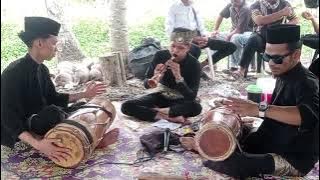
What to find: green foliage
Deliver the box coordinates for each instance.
[204,17,232,33]
[1,14,317,72]
[128,17,169,48]
[72,19,110,57]
[1,23,27,72]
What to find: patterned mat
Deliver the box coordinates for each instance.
[1,102,319,180]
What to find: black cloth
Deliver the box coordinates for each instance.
[190,38,237,65]
[205,63,319,177]
[220,3,253,33]
[140,130,181,156]
[121,93,202,122]
[1,54,69,148]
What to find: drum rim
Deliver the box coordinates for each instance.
[45,124,92,168]
[195,122,237,161]
[208,107,242,137]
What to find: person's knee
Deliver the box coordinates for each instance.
[203,160,244,178]
[230,34,241,44]
[189,45,201,59]
[30,105,66,135]
[121,101,136,115]
[203,152,249,178]
[229,42,237,54]
[248,33,264,47]
[190,102,202,116]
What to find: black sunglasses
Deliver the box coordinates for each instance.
[262,52,293,64]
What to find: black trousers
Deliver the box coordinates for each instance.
[302,34,319,50]
[203,131,276,178]
[189,39,237,65]
[309,57,319,78]
[239,33,266,70]
[121,93,202,122]
[26,102,86,136]
[26,105,67,135]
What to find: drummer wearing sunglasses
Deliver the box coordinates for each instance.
[262,35,302,76]
[204,24,319,178]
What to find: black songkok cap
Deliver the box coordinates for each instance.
[18,16,61,45]
[266,24,300,44]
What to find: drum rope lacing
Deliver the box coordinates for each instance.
[191,107,244,156]
[211,108,244,153]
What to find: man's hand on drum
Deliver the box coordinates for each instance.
[34,138,72,162]
[222,97,259,117]
[83,81,107,99]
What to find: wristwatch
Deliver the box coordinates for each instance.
[175,77,184,84]
[258,101,269,118]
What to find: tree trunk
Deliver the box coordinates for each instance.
[109,0,129,65]
[45,0,85,62]
[99,52,126,86]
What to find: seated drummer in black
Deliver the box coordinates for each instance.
[1,17,119,162]
[182,24,319,178]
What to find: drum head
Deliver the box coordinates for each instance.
[195,123,236,161]
[45,125,91,168]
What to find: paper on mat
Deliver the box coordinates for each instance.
[152,119,182,130]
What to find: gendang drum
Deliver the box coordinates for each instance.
[195,107,242,161]
[45,96,116,168]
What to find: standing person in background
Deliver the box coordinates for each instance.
[165,0,236,72]
[232,0,299,79]
[211,0,253,71]
[165,0,206,60]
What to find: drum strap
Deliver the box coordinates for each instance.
[61,120,94,145]
[76,105,113,118]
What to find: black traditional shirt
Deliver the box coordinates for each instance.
[143,50,201,101]
[220,3,253,33]
[249,63,319,174]
[1,54,69,148]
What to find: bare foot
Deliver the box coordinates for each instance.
[96,128,119,149]
[180,137,197,151]
[182,119,192,126]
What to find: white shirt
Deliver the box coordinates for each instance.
[165,1,207,37]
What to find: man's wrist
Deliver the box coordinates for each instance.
[258,101,269,118]
[32,139,41,150]
[79,91,86,99]
[175,76,184,83]
[19,131,40,149]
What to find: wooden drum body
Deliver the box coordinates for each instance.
[45,96,116,168]
[195,107,242,161]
